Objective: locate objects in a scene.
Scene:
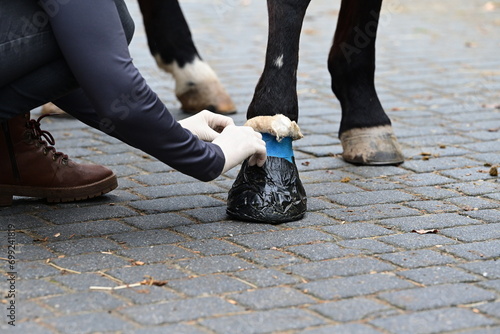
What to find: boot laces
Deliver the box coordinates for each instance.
[28,114,69,163]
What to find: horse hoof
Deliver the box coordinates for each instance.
[340,125,404,165]
[226,156,307,224]
[178,83,236,115]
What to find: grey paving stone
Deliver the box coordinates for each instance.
[200,308,326,334]
[377,249,457,268]
[378,233,459,250]
[402,156,479,173]
[478,279,500,294]
[342,166,408,178]
[2,260,59,280]
[299,324,384,334]
[398,266,482,285]
[167,274,252,296]
[123,213,195,229]
[173,221,276,240]
[298,273,415,300]
[132,182,226,198]
[0,230,35,245]
[133,171,200,186]
[46,237,122,256]
[51,253,131,272]
[120,297,243,325]
[0,215,46,230]
[42,291,127,314]
[16,279,65,300]
[0,322,55,334]
[321,222,395,239]
[36,205,137,224]
[235,268,302,287]
[33,220,134,241]
[390,173,456,187]
[462,209,500,224]
[42,312,135,334]
[180,239,245,256]
[460,260,500,279]
[131,324,211,334]
[238,249,303,266]
[404,200,462,213]
[106,263,188,284]
[109,229,186,247]
[326,190,417,206]
[440,223,500,242]
[182,206,231,223]
[287,242,362,260]
[406,186,461,200]
[229,286,315,310]
[443,240,500,260]
[309,297,393,322]
[177,255,256,274]
[118,244,198,264]
[303,181,364,197]
[229,228,334,250]
[52,272,118,291]
[445,181,500,196]
[8,299,54,321]
[446,196,499,210]
[12,244,54,261]
[324,204,421,222]
[370,308,497,334]
[114,285,180,305]
[378,213,482,232]
[129,195,225,214]
[379,283,496,311]
[337,239,398,254]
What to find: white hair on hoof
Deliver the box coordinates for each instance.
[245,114,303,141]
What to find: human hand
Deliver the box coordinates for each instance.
[212,125,267,173]
[178,110,235,142]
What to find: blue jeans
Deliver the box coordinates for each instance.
[0,0,134,122]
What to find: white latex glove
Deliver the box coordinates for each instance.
[212,125,267,173]
[178,110,235,142]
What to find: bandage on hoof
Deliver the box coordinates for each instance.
[340,125,404,165]
[226,156,307,224]
[227,115,306,223]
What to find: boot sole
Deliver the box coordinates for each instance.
[0,173,118,206]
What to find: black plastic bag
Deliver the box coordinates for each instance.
[226,156,307,224]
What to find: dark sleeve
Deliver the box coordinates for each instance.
[38,0,225,181]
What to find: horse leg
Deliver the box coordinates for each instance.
[226,0,311,224]
[138,0,236,114]
[329,0,403,165]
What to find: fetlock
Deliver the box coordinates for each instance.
[0,113,117,206]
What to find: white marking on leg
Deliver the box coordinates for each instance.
[154,55,219,96]
[274,54,284,69]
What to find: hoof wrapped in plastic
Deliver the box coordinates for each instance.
[226,156,307,224]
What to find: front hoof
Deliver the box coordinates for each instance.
[340,125,404,165]
[226,156,307,224]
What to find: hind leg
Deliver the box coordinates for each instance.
[138,0,236,114]
[329,0,403,165]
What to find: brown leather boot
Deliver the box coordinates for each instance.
[0,113,117,206]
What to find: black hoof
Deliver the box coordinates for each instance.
[226,156,307,224]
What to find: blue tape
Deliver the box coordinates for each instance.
[262,133,294,163]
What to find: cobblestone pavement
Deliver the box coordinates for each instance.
[1,0,499,333]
